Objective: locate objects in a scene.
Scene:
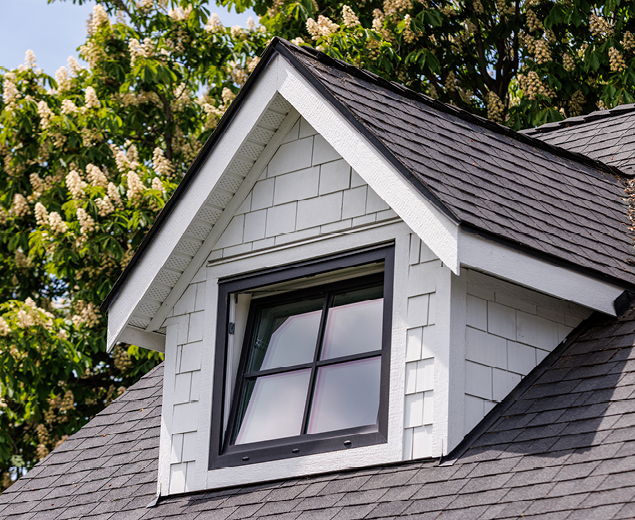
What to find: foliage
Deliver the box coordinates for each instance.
[0,0,268,488]
[3,0,635,490]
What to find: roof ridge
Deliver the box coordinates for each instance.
[521,103,635,135]
[273,38,631,180]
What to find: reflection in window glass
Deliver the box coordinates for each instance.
[321,286,384,360]
[248,298,323,372]
[234,369,311,445]
[307,357,381,434]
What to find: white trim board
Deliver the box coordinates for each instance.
[460,231,624,315]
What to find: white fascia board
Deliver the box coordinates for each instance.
[118,326,166,353]
[275,58,460,274]
[106,59,282,351]
[461,231,624,315]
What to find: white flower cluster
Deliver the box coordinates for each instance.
[590,13,613,39]
[246,57,260,73]
[306,15,340,40]
[152,147,173,177]
[2,73,19,107]
[562,53,575,72]
[126,171,145,200]
[168,6,193,21]
[95,196,115,216]
[383,0,412,16]
[37,100,54,130]
[487,91,505,123]
[0,317,10,336]
[107,182,123,208]
[291,37,305,46]
[68,56,82,75]
[342,6,360,28]
[151,177,165,193]
[61,99,79,115]
[55,66,72,92]
[129,38,154,65]
[85,86,100,109]
[48,212,68,234]
[76,208,95,235]
[10,194,30,218]
[609,47,627,72]
[72,300,100,329]
[402,14,415,43]
[86,164,108,187]
[228,60,247,85]
[525,9,543,33]
[372,9,385,31]
[247,17,257,31]
[35,202,48,226]
[66,170,87,199]
[24,49,37,70]
[622,32,635,52]
[137,0,154,10]
[205,13,224,33]
[231,25,246,40]
[534,39,551,65]
[91,4,110,33]
[518,71,554,100]
[79,40,104,68]
[568,90,585,116]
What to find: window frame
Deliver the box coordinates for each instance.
[209,244,395,469]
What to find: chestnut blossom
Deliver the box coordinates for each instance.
[55,67,71,91]
[95,196,115,216]
[66,170,87,199]
[85,86,100,109]
[91,4,109,33]
[37,100,54,129]
[61,99,79,115]
[86,164,108,188]
[126,171,145,200]
[76,208,95,235]
[10,194,30,218]
[107,182,123,208]
[152,147,173,177]
[342,6,360,28]
[24,49,37,70]
[0,317,10,336]
[35,202,48,226]
[205,13,223,33]
[48,212,68,234]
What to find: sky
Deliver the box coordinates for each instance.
[0,0,257,75]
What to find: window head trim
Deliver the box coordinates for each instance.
[209,244,395,469]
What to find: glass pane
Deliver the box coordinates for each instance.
[248,298,323,372]
[321,285,384,360]
[234,369,311,445]
[307,357,381,434]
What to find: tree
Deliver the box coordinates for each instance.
[0,0,269,487]
[2,0,634,488]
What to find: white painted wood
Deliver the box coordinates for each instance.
[157,321,179,496]
[145,110,301,333]
[107,61,284,350]
[275,57,460,273]
[461,232,625,315]
[118,326,165,353]
[199,229,409,489]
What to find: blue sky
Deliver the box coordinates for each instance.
[0,0,257,75]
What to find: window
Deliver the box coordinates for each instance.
[210,245,394,468]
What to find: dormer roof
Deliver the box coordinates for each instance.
[103,39,635,353]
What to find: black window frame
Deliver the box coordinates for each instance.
[209,244,394,469]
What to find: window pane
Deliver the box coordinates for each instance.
[321,286,384,360]
[307,357,381,434]
[248,298,323,372]
[234,369,311,445]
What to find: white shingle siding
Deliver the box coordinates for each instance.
[402,237,437,461]
[208,117,399,259]
[463,270,592,434]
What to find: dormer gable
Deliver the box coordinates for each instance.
[102,39,634,497]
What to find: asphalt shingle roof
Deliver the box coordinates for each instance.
[274,41,635,287]
[522,105,635,175]
[4,302,635,519]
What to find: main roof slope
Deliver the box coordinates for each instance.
[274,41,634,286]
[4,301,635,519]
[522,105,635,175]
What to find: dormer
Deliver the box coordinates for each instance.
[102,39,634,497]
